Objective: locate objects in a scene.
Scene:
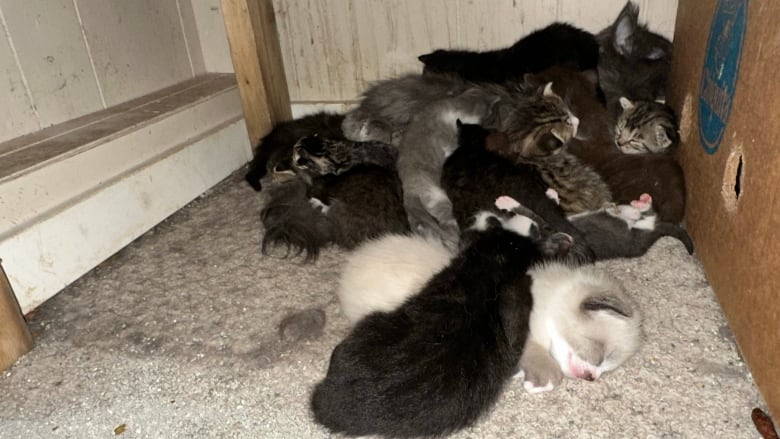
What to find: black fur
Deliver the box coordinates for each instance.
[245,112,345,191]
[442,121,596,264]
[260,165,409,262]
[311,219,554,437]
[418,22,599,83]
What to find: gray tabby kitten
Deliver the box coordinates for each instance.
[596,1,674,118]
[397,88,500,248]
[614,97,680,154]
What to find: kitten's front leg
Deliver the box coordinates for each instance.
[517,339,564,394]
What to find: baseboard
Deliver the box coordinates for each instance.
[0,74,252,313]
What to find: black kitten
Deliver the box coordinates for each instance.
[260,164,409,262]
[442,121,596,264]
[310,209,570,437]
[418,22,599,83]
[244,112,345,191]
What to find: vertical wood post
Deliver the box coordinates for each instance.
[221,0,292,146]
[0,260,34,371]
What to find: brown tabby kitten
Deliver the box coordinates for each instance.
[525,66,685,223]
[614,97,680,154]
[485,134,612,215]
[484,82,612,215]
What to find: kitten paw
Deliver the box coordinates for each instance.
[523,380,556,394]
[545,188,560,204]
[308,197,330,214]
[495,195,521,211]
[630,193,653,212]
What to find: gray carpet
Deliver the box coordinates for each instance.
[0,170,767,438]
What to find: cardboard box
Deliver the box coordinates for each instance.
[670,0,779,417]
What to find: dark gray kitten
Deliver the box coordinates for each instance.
[596,1,674,117]
[614,97,680,154]
[564,192,694,259]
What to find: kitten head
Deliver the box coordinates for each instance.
[291,135,349,176]
[615,97,680,154]
[497,82,580,159]
[597,2,673,109]
[530,262,642,381]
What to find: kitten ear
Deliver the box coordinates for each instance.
[613,2,639,55]
[582,294,634,319]
[456,118,463,128]
[485,132,509,151]
[619,96,635,110]
[646,47,667,60]
[542,82,555,98]
[654,124,672,150]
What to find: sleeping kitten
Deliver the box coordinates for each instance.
[499,191,694,260]
[521,260,641,392]
[259,163,409,262]
[525,66,686,223]
[596,1,674,117]
[245,112,345,191]
[442,120,596,264]
[311,208,572,438]
[396,89,500,248]
[484,129,613,215]
[418,22,599,83]
[341,73,470,145]
[494,195,642,391]
[290,135,397,182]
[615,97,680,154]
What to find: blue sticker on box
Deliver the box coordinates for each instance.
[699,0,748,154]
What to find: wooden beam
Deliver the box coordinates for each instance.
[0,260,33,371]
[221,0,292,146]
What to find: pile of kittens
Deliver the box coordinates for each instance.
[248,3,693,437]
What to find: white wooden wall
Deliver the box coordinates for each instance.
[272,0,678,113]
[0,0,233,145]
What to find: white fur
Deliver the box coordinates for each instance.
[337,234,455,323]
[527,262,642,382]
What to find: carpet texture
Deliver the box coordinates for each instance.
[0,170,767,438]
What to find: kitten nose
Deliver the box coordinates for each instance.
[583,371,594,381]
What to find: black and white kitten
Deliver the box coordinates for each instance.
[596,1,674,117]
[615,97,680,154]
[244,112,345,191]
[418,22,599,83]
[311,208,571,438]
[442,120,596,264]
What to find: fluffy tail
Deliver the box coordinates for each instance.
[260,179,332,262]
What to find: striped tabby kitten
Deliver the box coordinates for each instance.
[291,135,397,182]
[484,131,612,215]
[615,97,680,154]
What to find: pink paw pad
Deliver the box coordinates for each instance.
[630,193,653,211]
[495,195,520,211]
